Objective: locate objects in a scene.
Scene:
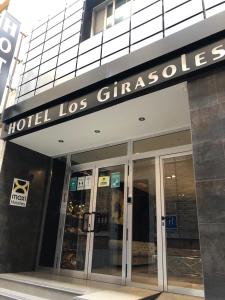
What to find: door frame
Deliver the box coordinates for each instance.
[55,156,129,284]
[159,151,204,298]
[125,145,204,297]
[53,143,204,297]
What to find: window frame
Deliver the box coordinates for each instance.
[91,0,133,36]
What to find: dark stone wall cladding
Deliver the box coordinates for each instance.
[39,158,66,268]
[188,67,225,300]
[0,141,50,273]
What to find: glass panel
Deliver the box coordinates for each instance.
[103,19,129,43]
[132,0,159,14]
[77,46,101,69]
[91,165,124,276]
[79,32,102,55]
[60,33,80,53]
[163,155,203,290]
[133,130,191,154]
[206,3,225,17]
[56,58,77,79]
[131,16,163,44]
[58,45,78,65]
[54,72,75,86]
[101,48,129,65]
[102,33,129,57]
[18,91,35,102]
[44,33,61,52]
[114,0,131,25]
[48,12,64,29]
[22,67,39,84]
[106,3,113,29]
[65,0,84,18]
[25,55,41,72]
[76,61,100,76]
[27,44,43,61]
[31,22,47,40]
[204,0,224,9]
[132,158,157,286]
[20,79,37,95]
[163,0,188,12]
[61,170,92,271]
[46,22,63,40]
[165,14,204,37]
[36,70,55,88]
[29,33,45,50]
[164,0,203,28]
[71,143,127,165]
[94,7,105,34]
[41,45,60,63]
[36,82,54,94]
[131,1,162,28]
[64,13,82,30]
[39,57,57,75]
[131,32,163,52]
[62,22,81,41]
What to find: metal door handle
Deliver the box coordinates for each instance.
[81,212,91,232]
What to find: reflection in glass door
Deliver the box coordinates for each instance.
[90,164,126,281]
[129,153,203,296]
[131,158,158,287]
[60,169,93,274]
[60,163,126,283]
[161,154,204,292]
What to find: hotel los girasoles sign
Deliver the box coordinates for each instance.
[2,38,225,139]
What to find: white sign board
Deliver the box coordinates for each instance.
[85,176,92,190]
[77,177,85,190]
[10,178,30,207]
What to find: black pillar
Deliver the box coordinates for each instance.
[188,67,225,300]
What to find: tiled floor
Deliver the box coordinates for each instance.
[0,272,204,300]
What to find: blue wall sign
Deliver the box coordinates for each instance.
[166,215,177,229]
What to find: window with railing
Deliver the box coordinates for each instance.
[15,0,225,103]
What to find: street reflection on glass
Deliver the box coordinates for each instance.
[61,170,92,271]
[132,158,158,286]
[163,155,203,290]
[91,165,124,276]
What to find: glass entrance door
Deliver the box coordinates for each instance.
[60,169,94,277]
[161,153,204,293]
[129,152,203,296]
[59,162,127,283]
[89,164,127,283]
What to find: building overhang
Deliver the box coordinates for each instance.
[2,10,225,140]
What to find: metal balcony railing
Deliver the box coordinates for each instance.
[16,0,225,103]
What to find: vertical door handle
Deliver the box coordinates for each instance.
[81,212,91,232]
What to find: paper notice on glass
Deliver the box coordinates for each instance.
[85,176,92,189]
[98,176,110,187]
[77,177,85,190]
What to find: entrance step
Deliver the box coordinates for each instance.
[155,292,203,300]
[74,290,161,300]
[0,272,160,300]
[0,278,79,300]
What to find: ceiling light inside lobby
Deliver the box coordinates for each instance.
[94,130,101,134]
[138,117,145,121]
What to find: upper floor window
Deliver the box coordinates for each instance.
[92,0,131,35]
